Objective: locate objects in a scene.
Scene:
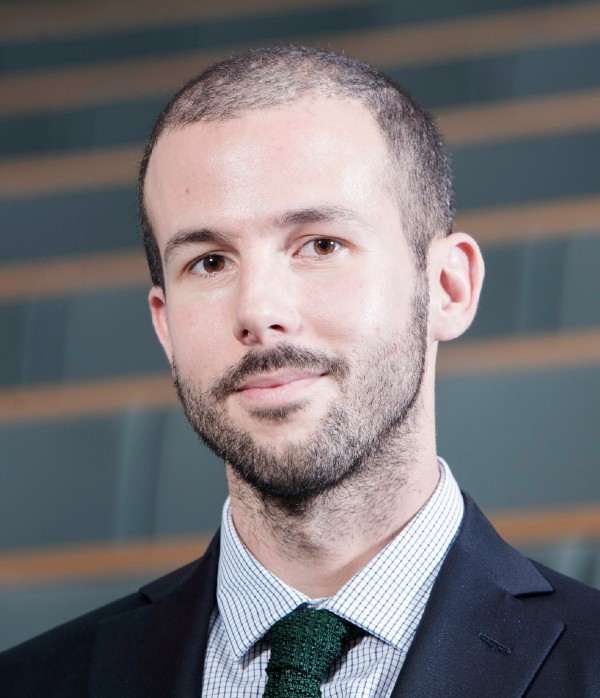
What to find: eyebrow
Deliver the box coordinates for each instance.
[163,205,366,265]
[163,228,229,266]
[272,205,366,229]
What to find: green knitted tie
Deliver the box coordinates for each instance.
[263,607,362,697]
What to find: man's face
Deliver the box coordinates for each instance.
[146,96,431,501]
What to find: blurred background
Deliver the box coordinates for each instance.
[1,0,599,651]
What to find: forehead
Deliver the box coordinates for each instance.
[144,95,396,242]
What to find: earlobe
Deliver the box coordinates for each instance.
[430,232,484,342]
[148,286,173,362]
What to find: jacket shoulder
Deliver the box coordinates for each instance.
[529,559,600,636]
[525,561,600,695]
[0,592,146,697]
[0,543,217,698]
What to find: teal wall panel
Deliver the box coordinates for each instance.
[111,410,165,540]
[0,99,164,158]
[0,304,30,385]
[470,233,600,339]
[0,408,228,550]
[0,288,165,387]
[2,298,70,385]
[1,187,138,263]
[518,540,600,590]
[61,287,165,381]
[437,365,600,511]
[153,410,229,536]
[452,130,600,209]
[0,416,124,549]
[559,234,600,330]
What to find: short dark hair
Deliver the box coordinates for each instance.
[138,45,453,288]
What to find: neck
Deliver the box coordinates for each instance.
[226,426,439,599]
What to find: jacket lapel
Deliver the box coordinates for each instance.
[90,532,220,698]
[390,496,563,697]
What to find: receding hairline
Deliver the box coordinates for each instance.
[143,91,400,228]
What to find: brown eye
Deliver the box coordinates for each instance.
[201,255,225,273]
[299,238,342,258]
[313,239,337,255]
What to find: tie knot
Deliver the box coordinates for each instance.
[264,608,362,697]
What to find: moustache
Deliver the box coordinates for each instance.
[210,343,349,401]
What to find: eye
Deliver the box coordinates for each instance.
[300,238,341,257]
[190,254,229,275]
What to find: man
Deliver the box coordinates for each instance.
[1,46,599,697]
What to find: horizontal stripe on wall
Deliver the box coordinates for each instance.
[492,506,600,545]
[3,89,598,198]
[1,0,571,45]
[458,195,600,246]
[325,3,600,71]
[438,329,600,375]
[0,145,143,198]
[0,250,149,301]
[1,329,598,423]
[1,503,599,586]
[3,2,401,77]
[440,89,600,146]
[2,3,598,116]
[0,374,177,423]
[0,535,212,587]
[0,0,363,43]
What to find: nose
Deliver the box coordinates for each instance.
[233,261,302,346]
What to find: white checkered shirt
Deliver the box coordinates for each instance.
[202,458,464,696]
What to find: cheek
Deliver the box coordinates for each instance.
[166,300,230,377]
[304,273,393,342]
[308,258,414,344]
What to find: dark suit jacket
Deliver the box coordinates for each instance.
[1,494,599,696]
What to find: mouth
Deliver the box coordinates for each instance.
[234,370,327,406]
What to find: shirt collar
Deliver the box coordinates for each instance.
[217,458,463,659]
[324,458,463,651]
[217,502,306,659]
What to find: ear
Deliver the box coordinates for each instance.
[148,286,174,363]
[428,232,484,342]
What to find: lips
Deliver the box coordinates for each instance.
[234,370,326,406]
[236,369,325,392]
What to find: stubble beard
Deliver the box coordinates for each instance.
[172,279,429,506]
